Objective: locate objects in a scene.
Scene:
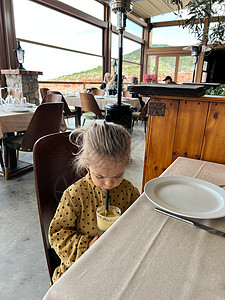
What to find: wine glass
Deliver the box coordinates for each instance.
[5,87,14,104]
[0,87,6,105]
[13,88,21,104]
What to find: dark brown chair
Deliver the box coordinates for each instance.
[33,131,85,285]
[80,92,104,126]
[92,89,104,96]
[3,102,64,179]
[42,93,62,103]
[132,100,149,137]
[40,88,50,102]
[48,91,80,127]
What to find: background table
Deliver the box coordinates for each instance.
[43,157,225,300]
[0,108,35,178]
[0,108,34,139]
[65,95,141,111]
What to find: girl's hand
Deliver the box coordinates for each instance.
[88,236,98,248]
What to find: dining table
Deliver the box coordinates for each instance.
[0,105,66,178]
[65,94,142,111]
[43,157,225,300]
[0,106,34,139]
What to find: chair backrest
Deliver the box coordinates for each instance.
[33,131,85,285]
[20,102,64,151]
[80,92,103,119]
[92,89,104,96]
[138,99,149,121]
[123,91,132,97]
[48,91,72,116]
[40,88,50,101]
[42,93,62,104]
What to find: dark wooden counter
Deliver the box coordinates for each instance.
[141,94,225,190]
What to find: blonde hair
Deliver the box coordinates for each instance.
[69,121,131,175]
[103,73,111,83]
[106,74,116,89]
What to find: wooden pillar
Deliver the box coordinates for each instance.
[0,0,17,87]
[141,18,150,81]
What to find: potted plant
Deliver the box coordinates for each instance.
[143,74,158,84]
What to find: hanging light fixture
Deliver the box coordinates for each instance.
[13,40,25,70]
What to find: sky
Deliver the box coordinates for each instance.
[13,0,198,80]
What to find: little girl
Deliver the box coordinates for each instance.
[49,121,140,283]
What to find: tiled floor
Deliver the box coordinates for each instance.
[0,120,146,300]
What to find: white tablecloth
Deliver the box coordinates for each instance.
[65,95,141,111]
[43,157,225,300]
[0,107,34,139]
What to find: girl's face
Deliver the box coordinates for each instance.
[87,159,126,191]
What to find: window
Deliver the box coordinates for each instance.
[151,11,178,22]
[13,0,103,88]
[151,9,189,22]
[177,56,195,83]
[147,56,156,74]
[152,26,198,47]
[111,13,142,38]
[112,34,141,63]
[60,0,104,20]
[158,56,176,82]
[21,42,102,81]
[13,0,102,56]
[111,34,141,81]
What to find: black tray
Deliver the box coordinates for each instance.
[128,83,206,98]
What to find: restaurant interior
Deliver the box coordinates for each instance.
[1,0,225,299]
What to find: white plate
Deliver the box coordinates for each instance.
[144,176,225,219]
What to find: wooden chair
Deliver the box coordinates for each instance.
[80,92,104,126]
[33,131,85,285]
[92,89,104,96]
[3,102,64,179]
[42,93,62,103]
[48,91,80,127]
[123,91,132,97]
[132,100,149,137]
[40,88,50,102]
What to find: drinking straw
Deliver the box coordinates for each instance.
[106,189,109,212]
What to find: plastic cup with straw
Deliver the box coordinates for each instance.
[96,189,121,236]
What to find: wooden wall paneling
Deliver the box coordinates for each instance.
[142,97,179,189]
[2,0,17,69]
[0,0,17,86]
[171,100,209,162]
[201,102,225,163]
[141,19,150,80]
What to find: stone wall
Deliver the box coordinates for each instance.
[1,70,42,105]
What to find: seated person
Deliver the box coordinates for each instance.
[100,73,112,90]
[106,73,117,96]
[163,76,176,84]
[130,76,145,111]
[48,121,140,283]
